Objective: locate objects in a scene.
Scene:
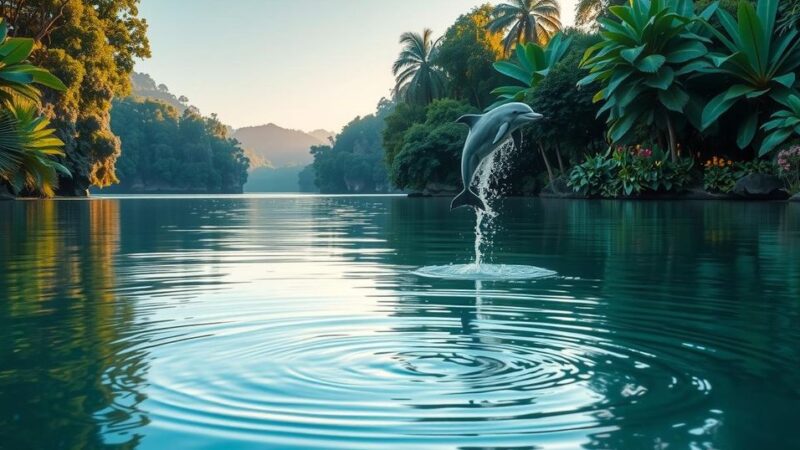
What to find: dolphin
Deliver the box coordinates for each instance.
[450,102,543,210]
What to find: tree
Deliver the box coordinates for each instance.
[392,29,446,106]
[108,97,249,193]
[579,0,715,161]
[490,32,572,109]
[434,5,506,109]
[487,0,562,55]
[526,31,606,180]
[388,99,477,191]
[310,102,392,194]
[0,18,69,198]
[0,0,151,195]
[700,0,800,156]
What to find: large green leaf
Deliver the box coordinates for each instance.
[736,111,759,148]
[773,72,796,88]
[0,38,33,65]
[701,90,738,129]
[493,61,530,85]
[759,128,792,156]
[665,40,707,63]
[637,54,666,73]
[658,86,689,112]
[621,45,646,63]
[644,66,675,90]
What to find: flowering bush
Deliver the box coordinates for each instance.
[703,157,736,193]
[569,145,693,197]
[777,146,800,194]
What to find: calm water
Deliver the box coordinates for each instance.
[1,195,799,450]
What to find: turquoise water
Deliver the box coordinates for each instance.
[1,195,799,449]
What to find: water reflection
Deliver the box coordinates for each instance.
[0,196,798,449]
[0,200,148,449]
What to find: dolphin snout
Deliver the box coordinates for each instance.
[522,112,543,121]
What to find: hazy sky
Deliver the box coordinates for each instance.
[135,0,577,133]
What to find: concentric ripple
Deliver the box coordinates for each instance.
[4,197,799,450]
[414,263,557,280]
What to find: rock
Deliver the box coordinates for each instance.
[732,174,789,200]
[790,193,800,202]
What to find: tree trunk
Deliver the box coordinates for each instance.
[666,115,677,163]
[539,143,555,184]
[555,144,565,175]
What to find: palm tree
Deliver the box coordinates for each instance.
[392,29,446,106]
[0,103,68,197]
[488,0,561,55]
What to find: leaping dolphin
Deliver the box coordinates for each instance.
[450,103,543,210]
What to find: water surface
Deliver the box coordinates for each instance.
[1,195,799,449]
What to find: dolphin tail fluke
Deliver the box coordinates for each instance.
[451,189,486,211]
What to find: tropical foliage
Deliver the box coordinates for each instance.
[392,29,446,106]
[568,145,694,197]
[1,0,150,194]
[388,99,476,191]
[700,0,800,155]
[0,104,68,197]
[579,0,716,161]
[108,98,249,193]
[777,145,800,193]
[0,18,68,198]
[490,32,572,108]
[760,95,800,154]
[434,6,506,109]
[488,0,562,54]
[309,100,392,194]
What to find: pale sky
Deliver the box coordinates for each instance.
[135,0,577,133]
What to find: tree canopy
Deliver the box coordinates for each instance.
[1,0,151,195]
[108,98,249,193]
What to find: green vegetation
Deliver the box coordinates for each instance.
[379,0,800,200]
[488,0,562,53]
[309,101,391,194]
[392,29,446,106]
[700,0,800,155]
[568,146,694,197]
[0,18,69,198]
[1,0,150,195]
[435,6,505,109]
[388,99,477,191]
[579,0,715,161]
[108,98,249,193]
[490,32,572,108]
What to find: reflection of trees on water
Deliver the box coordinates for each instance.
[0,201,149,449]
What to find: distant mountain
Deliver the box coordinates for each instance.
[307,129,335,144]
[130,72,188,112]
[233,124,331,168]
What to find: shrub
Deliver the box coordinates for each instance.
[568,145,694,197]
[703,157,736,193]
[777,146,800,194]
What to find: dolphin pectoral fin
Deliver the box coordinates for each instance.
[512,129,523,150]
[451,189,486,211]
[492,122,510,145]
[456,114,483,128]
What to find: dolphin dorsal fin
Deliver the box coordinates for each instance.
[456,114,482,128]
[492,122,510,145]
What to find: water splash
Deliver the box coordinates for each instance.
[472,139,515,266]
[414,138,557,281]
